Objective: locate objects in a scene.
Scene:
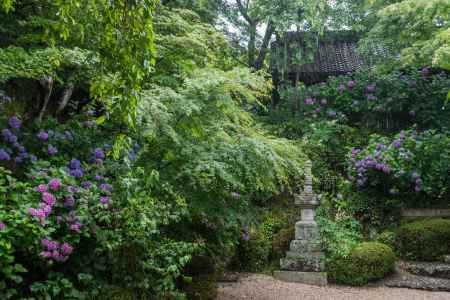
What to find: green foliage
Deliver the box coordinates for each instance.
[234,232,271,272]
[396,219,450,261]
[329,242,395,286]
[361,0,450,70]
[376,230,396,251]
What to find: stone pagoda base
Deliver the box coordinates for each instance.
[273,271,327,286]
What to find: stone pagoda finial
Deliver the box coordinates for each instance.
[274,160,327,286]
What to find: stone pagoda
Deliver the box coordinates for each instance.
[274,161,327,286]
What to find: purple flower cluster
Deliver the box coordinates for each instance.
[69,159,84,178]
[411,171,423,192]
[0,222,5,231]
[350,148,393,188]
[338,84,345,93]
[48,145,58,156]
[366,84,376,93]
[1,120,30,163]
[347,80,355,89]
[37,131,49,141]
[8,116,21,129]
[304,98,316,105]
[40,238,73,262]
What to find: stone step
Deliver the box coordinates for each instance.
[383,261,450,292]
[401,261,450,280]
[273,271,327,286]
[385,271,450,292]
[443,255,450,264]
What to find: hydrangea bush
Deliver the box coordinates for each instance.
[347,129,450,208]
[0,114,196,299]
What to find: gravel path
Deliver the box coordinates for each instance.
[217,273,450,300]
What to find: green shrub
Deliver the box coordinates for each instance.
[396,219,450,261]
[234,233,271,272]
[271,225,295,259]
[376,231,396,250]
[329,242,395,286]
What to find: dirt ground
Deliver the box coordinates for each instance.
[217,273,450,300]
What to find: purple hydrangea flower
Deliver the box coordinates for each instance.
[81,181,92,189]
[99,183,112,192]
[49,178,61,190]
[37,131,49,141]
[366,84,376,93]
[69,159,81,170]
[338,84,345,93]
[304,98,315,105]
[367,94,377,101]
[1,129,12,141]
[314,107,321,113]
[41,238,59,251]
[70,223,82,233]
[64,196,75,208]
[30,155,38,162]
[347,80,355,89]
[94,175,103,181]
[47,145,58,156]
[0,222,5,231]
[411,171,420,179]
[83,121,95,128]
[0,148,10,161]
[69,168,84,178]
[67,185,78,193]
[94,148,105,160]
[8,116,22,129]
[100,196,109,205]
[392,139,402,149]
[40,251,52,258]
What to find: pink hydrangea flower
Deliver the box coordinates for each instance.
[36,184,47,193]
[42,192,56,206]
[61,243,73,255]
[48,178,61,190]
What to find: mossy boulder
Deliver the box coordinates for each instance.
[329,242,395,286]
[396,218,450,261]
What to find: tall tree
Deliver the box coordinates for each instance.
[220,0,354,70]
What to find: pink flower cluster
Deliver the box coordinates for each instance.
[40,238,73,262]
[29,180,60,222]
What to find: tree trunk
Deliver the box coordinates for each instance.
[248,21,257,67]
[37,76,54,124]
[56,82,75,115]
[253,20,275,70]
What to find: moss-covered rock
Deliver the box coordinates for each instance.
[329,242,395,286]
[396,218,450,261]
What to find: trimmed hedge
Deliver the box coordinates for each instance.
[329,242,395,286]
[396,218,450,261]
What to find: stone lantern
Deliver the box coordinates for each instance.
[274,161,327,286]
